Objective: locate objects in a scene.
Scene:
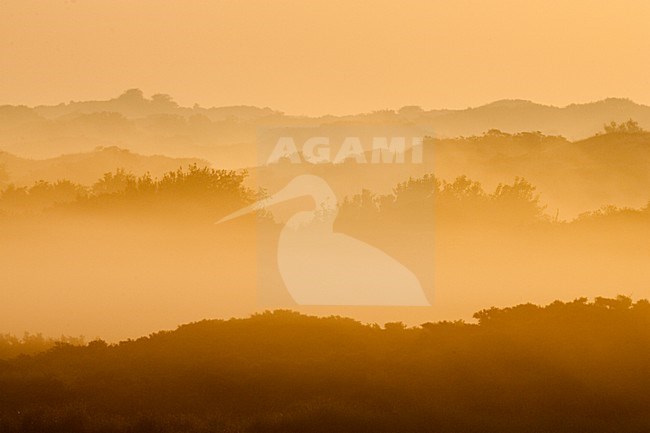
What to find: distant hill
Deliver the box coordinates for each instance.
[0,146,206,186]
[2,127,650,217]
[427,129,650,217]
[2,90,650,165]
[31,88,280,121]
[422,98,650,138]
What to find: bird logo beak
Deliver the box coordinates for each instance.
[216,201,264,224]
[216,175,316,224]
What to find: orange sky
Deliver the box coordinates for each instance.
[1,0,649,115]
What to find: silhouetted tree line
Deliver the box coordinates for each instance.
[576,203,650,224]
[338,173,548,228]
[0,165,256,220]
[1,167,648,229]
[0,334,84,360]
[0,297,649,432]
[602,119,644,135]
[339,172,650,231]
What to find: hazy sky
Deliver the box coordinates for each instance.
[1,0,649,115]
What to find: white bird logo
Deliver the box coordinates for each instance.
[218,174,430,306]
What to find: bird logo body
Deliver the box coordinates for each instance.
[218,175,430,306]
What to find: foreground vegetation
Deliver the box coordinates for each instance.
[1,297,649,432]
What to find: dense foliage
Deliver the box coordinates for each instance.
[3,164,647,228]
[0,165,256,221]
[1,297,649,432]
[0,334,83,360]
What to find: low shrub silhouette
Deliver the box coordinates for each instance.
[1,298,650,432]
